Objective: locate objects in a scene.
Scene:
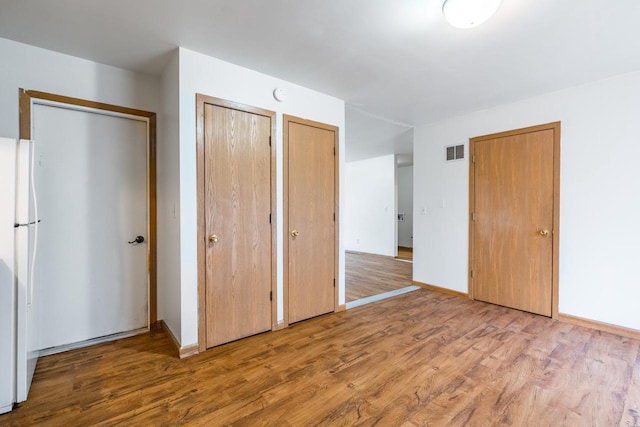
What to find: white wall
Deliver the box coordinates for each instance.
[345,155,397,256]
[414,70,640,330]
[0,38,159,139]
[397,165,413,248]
[157,50,182,341]
[177,48,346,346]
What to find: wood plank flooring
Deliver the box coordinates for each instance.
[396,246,413,261]
[346,251,413,302]
[3,289,639,426]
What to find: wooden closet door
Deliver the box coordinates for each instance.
[204,103,272,347]
[285,117,337,324]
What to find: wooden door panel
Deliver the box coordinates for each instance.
[288,121,335,323]
[474,129,554,316]
[204,104,271,347]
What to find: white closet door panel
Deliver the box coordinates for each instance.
[33,104,148,350]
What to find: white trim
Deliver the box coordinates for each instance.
[32,98,150,124]
[346,285,421,309]
[38,327,149,357]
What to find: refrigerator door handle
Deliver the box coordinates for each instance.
[14,220,41,228]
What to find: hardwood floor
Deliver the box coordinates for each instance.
[396,246,413,261]
[3,289,639,426]
[346,251,413,302]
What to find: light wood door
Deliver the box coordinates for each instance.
[285,117,337,324]
[204,103,272,348]
[471,124,559,316]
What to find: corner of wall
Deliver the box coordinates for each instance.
[157,48,182,343]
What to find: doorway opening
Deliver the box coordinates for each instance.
[345,154,418,308]
[396,160,413,261]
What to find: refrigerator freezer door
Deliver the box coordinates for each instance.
[15,139,39,403]
[14,226,33,402]
[0,137,17,414]
[15,140,30,224]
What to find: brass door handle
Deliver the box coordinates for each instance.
[290,230,300,237]
[539,229,549,237]
[208,234,219,243]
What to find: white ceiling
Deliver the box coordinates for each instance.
[346,106,413,162]
[2,0,640,160]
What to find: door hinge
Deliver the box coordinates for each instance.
[333,212,335,221]
[333,278,336,288]
[472,212,476,221]
[333,146,336,156]
[472,155,476,163]
[471,270,475,278]
[269,136,272,146]
[270,291,273,301]
[269,213,271,224]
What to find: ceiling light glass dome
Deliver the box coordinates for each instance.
[442,0,502,29]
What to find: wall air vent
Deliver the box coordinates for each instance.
[446,144,464,161]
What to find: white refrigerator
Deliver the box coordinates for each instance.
[0,137,40,414]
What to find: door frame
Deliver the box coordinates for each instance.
[18,88,158,328]
[196,94,277,352]
[468,121,560,318]
[283,114,339,326]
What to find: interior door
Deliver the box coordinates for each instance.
[285,116,337,324]
[33,103,149,350]
[471,125,557,316]
[204,103,272,348]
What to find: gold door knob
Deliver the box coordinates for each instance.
[290,230,300,237]
[208,234,219,243]
[539,229,549,237]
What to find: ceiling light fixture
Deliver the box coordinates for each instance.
[442,0,501,29]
